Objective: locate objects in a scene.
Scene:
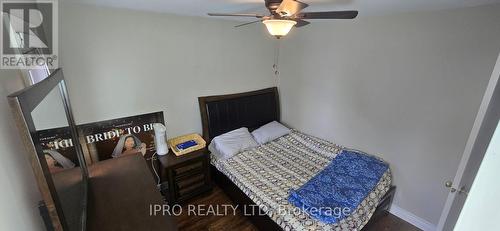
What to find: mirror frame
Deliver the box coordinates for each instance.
[7,68,88,231]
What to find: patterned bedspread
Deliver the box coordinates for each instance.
[211,130,392,231]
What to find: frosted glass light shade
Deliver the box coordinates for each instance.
[262,19,297,38]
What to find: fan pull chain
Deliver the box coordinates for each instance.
[273,40,281,76]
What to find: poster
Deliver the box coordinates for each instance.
[35,112,165,168]
[78,112,164,162]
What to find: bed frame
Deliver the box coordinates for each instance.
[198,87,396,230]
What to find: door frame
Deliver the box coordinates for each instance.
[437,52,500,230]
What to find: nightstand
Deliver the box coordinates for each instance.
[157,148,212,204]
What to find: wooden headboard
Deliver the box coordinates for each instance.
[198,87,280,143]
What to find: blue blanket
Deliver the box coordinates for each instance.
[288,150,389,224]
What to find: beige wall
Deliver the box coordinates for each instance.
[278,5,500,229]
[0,70,45,231]
[59,3,277,138]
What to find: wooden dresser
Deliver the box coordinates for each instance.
[86,154,177,231]
[158,148,212,204]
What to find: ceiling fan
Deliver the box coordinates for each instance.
[208,0,358,38]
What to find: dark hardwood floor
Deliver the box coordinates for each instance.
[176,186,421,231]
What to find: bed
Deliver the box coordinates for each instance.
[198,87,396,231]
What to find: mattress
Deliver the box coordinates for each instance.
[211,130,392,231]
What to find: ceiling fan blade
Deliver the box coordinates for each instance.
[276,0,309,16]
[296,11,358,19]
[207,13,264,18]
[294,19,310,27]
[234,20,263,28]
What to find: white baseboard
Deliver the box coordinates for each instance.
[389,205,437,231]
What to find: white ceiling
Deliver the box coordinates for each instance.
[66,0,500,18]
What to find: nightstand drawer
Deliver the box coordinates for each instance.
[178,182,208,202]
[176,174,205,190]
[172,161,203,177]
[178,181,205,197]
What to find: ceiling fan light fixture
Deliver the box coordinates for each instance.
[262,19,297,38]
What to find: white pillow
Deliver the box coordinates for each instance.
[208,127,258,160]
[251,121,291,144]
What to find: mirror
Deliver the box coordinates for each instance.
[8,69,87,231]
[32,83,83,231]
[32,84,76,173]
